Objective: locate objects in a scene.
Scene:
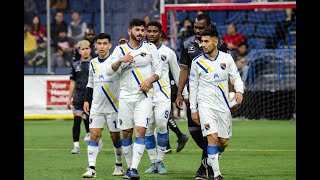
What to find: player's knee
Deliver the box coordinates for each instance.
[157,122,168,134]
[135,127,146,138]
[90,133,101,142]
[219,138,229,148]
[110,132,121,142]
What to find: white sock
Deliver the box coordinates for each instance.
[74,142,79,148]
[147,148,157,163]
[156,145,166,162]
[131,137,145,169]
[122,139,133,168]
[113,146,122,164]
[87,141,99,167]
[207,145,221,177]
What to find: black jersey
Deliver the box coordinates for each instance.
[179,36,228,70]
[70,59,90,102]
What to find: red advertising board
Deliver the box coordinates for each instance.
[46,80,70,106]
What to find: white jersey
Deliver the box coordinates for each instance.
[153,44,189,103]
[106,41,162,99]
[87,54,120,114]
[189,51,244,113]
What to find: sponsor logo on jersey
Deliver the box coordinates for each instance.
[188,45,195,53]
[214,73,219,79]
[99,74,104,80]
[220,63,226,70]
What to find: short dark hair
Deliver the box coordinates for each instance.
[95,33,111,42]
[129,18,146,29]
[200,28,219,38]
[195,13,211,26]
[146,21,162,31]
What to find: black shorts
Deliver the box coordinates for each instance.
[72,96,85,112]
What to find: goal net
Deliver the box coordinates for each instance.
[161,1,296,120]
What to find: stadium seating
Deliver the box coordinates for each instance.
[227,11,246,24]
[247,10,266,23]
[208,11,227,25]
[247,38,266,50]
[266,10,286,23]
[237,23,255,38]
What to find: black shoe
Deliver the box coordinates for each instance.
[195,165,207,180]
[165,148,172,154]
[176,134,188,152]
[129,168,140,180]
[123,168,130,179]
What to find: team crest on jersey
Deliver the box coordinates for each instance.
[188,45,195,53]
[220,63,226,70]
[75,65,81,72]
[99,74,104,80]
[205,123,210,130]
[161,55,167,61]
[119,119,122,125]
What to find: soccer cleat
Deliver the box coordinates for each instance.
[112,164,124,176]
[176,134,189,152]
[195,165,207,180]
[98,140,103,152]
[70,147,80,154]
[84,133,90,142]
[164,148,172,154]
[145,162,157,173]
[123,168,130,179]
[156,161,167,174]
[128,168,140,180]
[82,167,96,178]
[212,175,223,180]
[207,166,215,180]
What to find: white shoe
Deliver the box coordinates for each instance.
[98,140,103,152]
[84,133,90,142]
[70,147,80,154]
[82,167,96,178]
[112,165,124,176]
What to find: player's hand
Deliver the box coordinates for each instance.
[118,38,128,45]
[120,52,134,63]
[83,102,90,115]
[66,100,72,110]
[175,94,184,110]
[234,92,243,104]
[140,79,152,92]
[191,112,200,125]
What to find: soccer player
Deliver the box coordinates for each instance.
[175,13,229,180]
[143,21,189,174]
[189,28,244,180]
[67,39,92,154]
[106,18,162,179]
[81,33,123,178]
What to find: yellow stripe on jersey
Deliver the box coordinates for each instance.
[102,84,119,109]
[219,82,230,103]
[198,59,213,73]
[132,68,151,96]
[122,45,129,54]
[159,79,170,97]
[92,61,99,73]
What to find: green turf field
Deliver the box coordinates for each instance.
[24,119,296,180]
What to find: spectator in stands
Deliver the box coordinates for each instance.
[235,56,249,87]
[72,27,97,61]
[177,17,194,43]
[30,15,47,42]
[50,11,68,47]
[67,10,87,45]
[24,0,37,26]
[233,41,248,60]
[27,38,47,67]
[24,25,37,65]
[222,22,246,56]
[55,28,73,67]
[144,15,151,24]
[51,46,65,67]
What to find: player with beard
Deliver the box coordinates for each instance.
[106,18,163,180]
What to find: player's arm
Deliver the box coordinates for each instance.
[168,52,189,99]
[106,46,133,76]
[140,45,162,91]
[176,44,190,109]
[227,54,244,105]
[83,62,94,114]
[67,66,76,109]
[189,60,200,125]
